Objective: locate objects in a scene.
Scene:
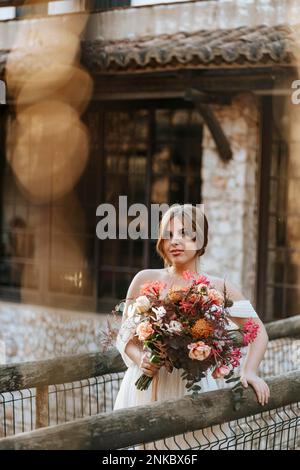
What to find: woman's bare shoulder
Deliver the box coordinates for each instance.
[133,268,168,282]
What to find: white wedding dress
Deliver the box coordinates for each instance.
[113,299,259,450]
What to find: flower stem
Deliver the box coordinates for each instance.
[135,374,153,391]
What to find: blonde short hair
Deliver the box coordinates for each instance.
[156,204,208,267]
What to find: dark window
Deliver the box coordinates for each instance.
[258,97,300,320]
[16,4,48,18]
[89,0,131,10]
[0,104,203,313]
[97,107,203,312]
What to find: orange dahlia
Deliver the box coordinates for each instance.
[191,318,214,338]
[168,286,186,303]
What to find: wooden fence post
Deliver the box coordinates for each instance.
[36,385,49,429]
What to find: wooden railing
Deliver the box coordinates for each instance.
[0,314,299,438]
[0,349,125,429]
[0,369,298,449]
[0,348,125,393]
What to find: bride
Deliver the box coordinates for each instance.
[113,204,270,449]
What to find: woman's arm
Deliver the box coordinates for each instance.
[124,335,143,367]
[239,317,269,374]
[220,279,270,406]
[121,270,161,377]
[229,316,270,406]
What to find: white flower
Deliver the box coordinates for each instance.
[205,305,222,320]
[127,304,137,318]
[135,296,151,314]
[152,306,166,320]
[196,283,208,295]
[166,320,183,334]
[210,305,219,312]
[126,304,141,324]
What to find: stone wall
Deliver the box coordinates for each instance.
[201,93,260,302]
[0,300,107,363]
[0,0,299,49]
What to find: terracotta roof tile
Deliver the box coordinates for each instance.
[82,24,298,73]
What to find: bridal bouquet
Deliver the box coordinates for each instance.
[116,271,259,399]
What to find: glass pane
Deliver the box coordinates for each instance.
[288,142,300,179]
[152,145,171,175]
[156,109,173,142]
[273,285,284,319]
[274,251,285,284]
[22,263,39,290]
[99,270,114,297]
[269,179,278,214]
[49,266,93,296]
[151,175,169,204]
[287,179,300,214]
[276,216,287,247]
[169,176,185,205]
[285,287,300,317]
[286,256,300,285]
[4,262,25,288]
[268,216,276,249]
[115,272,132,299]
[149,240,164,269]
[118,240,130,267]
[265,286,275,321]
[271,142,280,178]
[286,215,300,251]
[133,239,144,267]
[187,176,201,205]
[100,239,118,266]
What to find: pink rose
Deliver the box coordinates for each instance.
[208,288,223,306]
[212,365,231,379]
[136,321,154,341]
[188,341,211,361]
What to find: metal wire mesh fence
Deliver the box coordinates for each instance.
[259,337,300,376]
[0,333,299,449]
[121,337,300,450]
[0,372,125,437]
[0,389,35,437]
[47,373,124,426]
[123,402,300,450]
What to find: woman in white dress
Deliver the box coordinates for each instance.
[113,204,270,449]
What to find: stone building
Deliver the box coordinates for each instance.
[0,0,300,361]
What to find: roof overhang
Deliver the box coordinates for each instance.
[82,25,298,76]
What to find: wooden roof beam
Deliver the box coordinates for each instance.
[185,88,233,162]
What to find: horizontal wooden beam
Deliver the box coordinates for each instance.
[90,89,231,105]
[88,68,296,102]
[0,349,126,393]
[265,314,300,339]
[0,369,298,450]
